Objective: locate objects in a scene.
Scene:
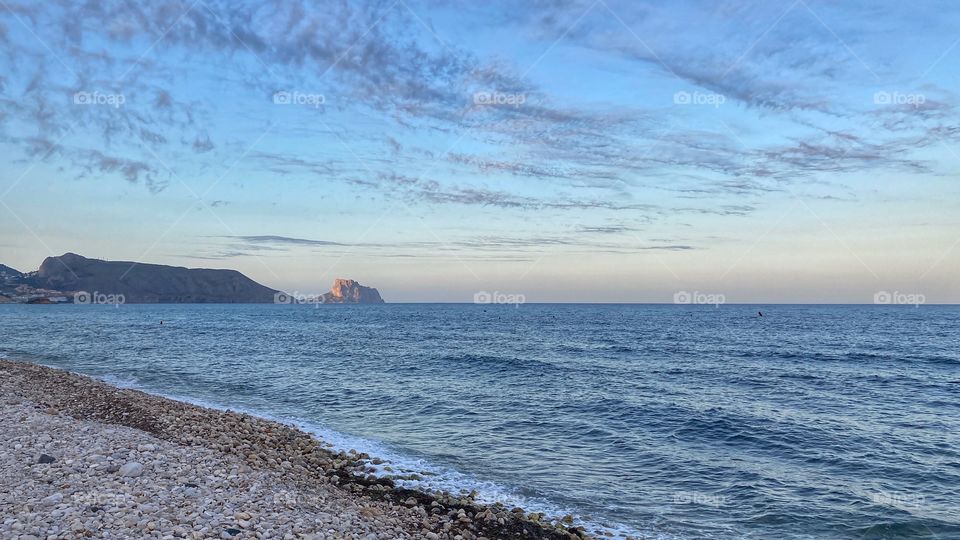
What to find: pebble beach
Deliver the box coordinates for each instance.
[0,360,596,540]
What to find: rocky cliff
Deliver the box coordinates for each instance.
[321,278,384,304]
[28,253,279,303]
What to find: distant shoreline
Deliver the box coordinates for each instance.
[2,301,958,305]
[0,359,595,540]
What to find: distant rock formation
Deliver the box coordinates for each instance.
[321,278,384,304]
[8,253,279,303]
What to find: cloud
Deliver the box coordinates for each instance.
[225,235,346,246]
[576,225,638,234]
[676,204,756,216]
[80,150,165,192]
[447,152,573,179]
[0,0,956,235]
[191,133,214,153]
[195,234,347,258]
[386,136,402,153]
[250,152,346,176]
[0,0,500,187]
[192,230,699,260]
[639,244,695,251]
[496,0,857,113]
[406,182,657,212]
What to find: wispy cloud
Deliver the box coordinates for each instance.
[225,235,346,247]
[2,0,958,260]
[192,231,699,260]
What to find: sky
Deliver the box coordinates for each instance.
[0,0,958,303]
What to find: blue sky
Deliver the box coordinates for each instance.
[1,0,958,302]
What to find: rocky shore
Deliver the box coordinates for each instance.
[0,360,600,540]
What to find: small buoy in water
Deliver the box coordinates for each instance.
[160,320,163,325]
[758,311,763,317]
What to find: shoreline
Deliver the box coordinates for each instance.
[0,359,601,540]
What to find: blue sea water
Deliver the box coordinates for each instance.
[1,304,958,539]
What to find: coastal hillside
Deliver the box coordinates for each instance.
[21,253,279,303]
[0,253,387,304]
[0,263,22,278]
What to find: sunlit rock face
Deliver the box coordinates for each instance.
[322,279,385,304]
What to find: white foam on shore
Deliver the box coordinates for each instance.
[81,370,655,540]
[97,373,143,389]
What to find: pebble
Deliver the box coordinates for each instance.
[118,461,145,477]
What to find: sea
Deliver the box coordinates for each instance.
[1,304,957,539]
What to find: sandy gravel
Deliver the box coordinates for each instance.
[0,360,601,540]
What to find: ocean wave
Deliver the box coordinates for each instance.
[597,344,634,353]
[761,348,960,366]
[434,353,559,373]
[82,370,648,540]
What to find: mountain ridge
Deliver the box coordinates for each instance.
[31,252,278,303]
[0,253,385,304]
